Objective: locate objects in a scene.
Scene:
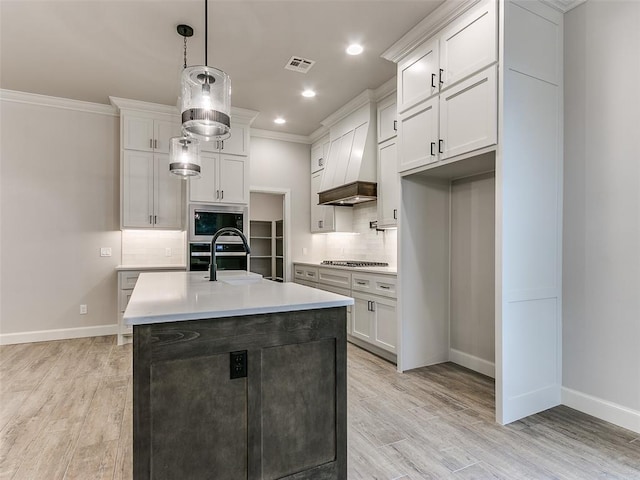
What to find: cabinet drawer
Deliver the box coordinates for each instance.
[351,273,397,298]
[294,265,319,282]
[318,268,351,289]
[120,271,140,289]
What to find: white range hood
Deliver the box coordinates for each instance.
[317,93,378,206]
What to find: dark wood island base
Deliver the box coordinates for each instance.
[133,306,347,480]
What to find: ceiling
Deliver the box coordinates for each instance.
[0,0,444,137]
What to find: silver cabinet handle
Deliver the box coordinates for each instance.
[439,68,444,85]
[154,139,158,149]
[380,285,390,290]
[216,190,220,200]
[221,190,224,199]
[393,209,397,220]
[149,215,152,225]
[371,301,376,312]
[319,157,324,167]
[356,281,366,285]
[149,139,153,149]
[154,215,157,224]
[393,120,397,132]
[439,139,444,154]
[430,142,436,156]
[431,73,436,88]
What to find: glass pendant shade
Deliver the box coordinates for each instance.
[169,136,201,177]
[181,65,231,141]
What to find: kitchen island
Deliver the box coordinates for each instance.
[124,271,353,480]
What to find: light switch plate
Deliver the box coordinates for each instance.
[100,247,112,257]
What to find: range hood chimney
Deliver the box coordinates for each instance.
[317,94,378,206]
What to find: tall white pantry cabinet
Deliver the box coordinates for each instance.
[384,0,564,425]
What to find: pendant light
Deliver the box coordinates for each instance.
[180,0,231,141]
[170,24,202,178]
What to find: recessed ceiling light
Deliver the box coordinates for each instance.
[302,89,316,98]
[274,117,286,125]
[346,44,363,56]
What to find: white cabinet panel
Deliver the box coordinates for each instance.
[352,296,373,343]
[329,130,355,189]
[123,116,154,152]
[398,97,438,173]
[440,0,497,90]
[440,65,497,160]
[189,153,247,205]
[373,296,397,353]
[377,139,399,228]
[320,137,342,193]
[398,38,439,114]
[344,122,368,184]
[218,155,247,204]
[122,151,154,228]
[153,154,184,229]
[200,122,248,156]
[378,97,398,143]
[153,119,180,154]
[311,170,335,232]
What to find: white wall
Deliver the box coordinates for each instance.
[249,192,283,221]
[563,1,640,424]
[0,97,121,342]
[450,173,495,373]
[249,136,314,271]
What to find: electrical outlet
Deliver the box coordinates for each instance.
[100,247,112,257]
[230,351,247,379]
[165,248,172,257]
[80,304,88,315]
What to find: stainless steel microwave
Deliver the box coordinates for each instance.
[188,204,247,243]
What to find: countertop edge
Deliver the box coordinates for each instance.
[116,265,187,271]
[293,261,397,275]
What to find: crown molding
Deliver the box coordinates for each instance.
[374,77,397,101]
[320,89,376,129]
[250,128,312,145]
[1,89,117,116]
[109,96,178,116]
[540,0,586,13]
[231,106,260,125]
[382,0,480,64]
[309,126,330,145]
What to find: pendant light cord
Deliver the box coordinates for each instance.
[204,0,208,67]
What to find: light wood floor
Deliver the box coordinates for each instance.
[1,336,639,479]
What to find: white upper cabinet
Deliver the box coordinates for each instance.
[123,115,179,153]
[396,0,497,115]
[377,139,399,228]
[439,0,497,90]
[439,65,497,160]
[377,95,398,143]
[122,151,183,229]
[398,97,439,172]
[200,122,249,156]
[189,153,247,205]
[311,136,330,173]
[397,38,439,114]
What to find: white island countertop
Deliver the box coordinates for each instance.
[124,271,354,326]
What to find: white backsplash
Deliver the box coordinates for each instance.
[121,230,186,266]
[317,203,397,267]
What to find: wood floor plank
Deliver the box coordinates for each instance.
[1,337,639,480]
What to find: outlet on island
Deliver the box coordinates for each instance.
[230,350,247,379]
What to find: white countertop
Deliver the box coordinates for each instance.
[294,261,397,276]
[124,271,354,326]
[116,264,187,271]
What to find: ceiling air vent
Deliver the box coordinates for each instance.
[284,56,315,74]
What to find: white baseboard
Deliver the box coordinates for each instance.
[449,348,495,378]
[0,324,118,345]
[562,387,640,435]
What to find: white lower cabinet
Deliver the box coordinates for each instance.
[117,268,185,345]
[293,264,397,359]
[351,293,397,354]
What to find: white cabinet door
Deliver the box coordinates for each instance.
[320,136,343,193]
[377,139,399,228]
[153,154,184,229]
[311,144,324,173]
[398,97,439,173]
[218,155,247,204]
[123,116,154,152]
[311,170,334,232]
[122,150,154,228]
[372,296,397,353]
[352,295,373,343]
[439,0,497,90]
[378,97,397,143]
[153,119,180,154]
[200,122,248,156]
[440,65,497,160]
[189,153,217,203]
[397,37,439,114]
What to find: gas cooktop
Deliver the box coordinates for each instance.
[321,260,389,268]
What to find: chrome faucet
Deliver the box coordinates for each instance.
[209,227,251,281]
